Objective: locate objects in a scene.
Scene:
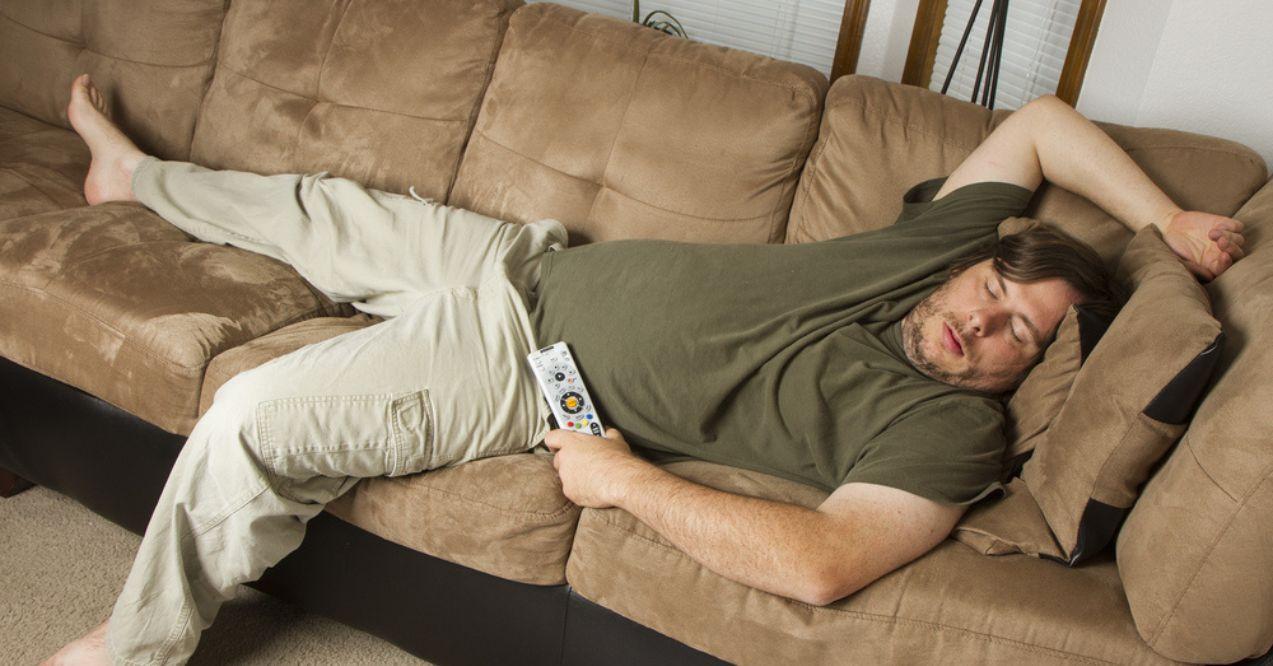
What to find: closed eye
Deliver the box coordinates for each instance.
[986,280,1023,344]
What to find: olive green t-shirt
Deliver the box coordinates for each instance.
[530,178,1035,505]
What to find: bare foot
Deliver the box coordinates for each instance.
[41,619,112,665]
[67,74,146,205]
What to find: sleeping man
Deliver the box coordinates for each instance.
[48,73,1245,665]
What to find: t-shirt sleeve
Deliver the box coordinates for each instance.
[839,394,1009,507]
[893,176,1035,234]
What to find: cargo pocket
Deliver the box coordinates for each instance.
[254,389,433,481]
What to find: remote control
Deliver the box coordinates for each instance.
[527,342,605,437]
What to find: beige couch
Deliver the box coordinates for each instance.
[1,1,1271,664]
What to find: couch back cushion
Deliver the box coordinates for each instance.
[789,76,1268,267]
[189,0,521,199]
[1114,177,1273,664]
[0,0,227,159]
[447,3,827,246]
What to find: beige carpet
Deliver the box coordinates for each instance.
[0,485,428,665]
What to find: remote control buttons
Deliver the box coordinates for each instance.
[554,372,565,381]
[560,391,584,414]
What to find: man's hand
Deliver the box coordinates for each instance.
[1160,210,1246,282]
[543,427,648,509]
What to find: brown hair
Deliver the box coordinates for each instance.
[948,224,1129,348]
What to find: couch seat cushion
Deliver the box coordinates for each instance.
[202,315,581,586]
[326,450,579,586]
[0,107,89,220]
[567,461,1176,665]
[0,202,348,434]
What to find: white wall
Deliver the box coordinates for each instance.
[1079,0,1273,169]
[855,0,1273,170]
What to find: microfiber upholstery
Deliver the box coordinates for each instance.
[448,3,828,246]
[0,108,88,220]
[0,203,349,435]
[201,315,581,585]
[0,0,227,160]
[1020,226,1223,566]
[566,460,1177,665]
[1115,177,1273,663]
[789,75,1268,269]
[189,0,522,200]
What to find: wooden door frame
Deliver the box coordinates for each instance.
[901,0,1107,105]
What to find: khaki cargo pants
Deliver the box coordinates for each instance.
[107,157,567,665]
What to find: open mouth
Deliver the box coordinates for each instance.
[943,322,965,356]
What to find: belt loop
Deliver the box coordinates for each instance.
[408,186,435,205]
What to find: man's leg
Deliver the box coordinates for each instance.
[67,74,568,319]
[96,277,550,664]
[50,75,563,664]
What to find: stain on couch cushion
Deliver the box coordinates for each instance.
[0,203,349,434]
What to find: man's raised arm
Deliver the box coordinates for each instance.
[544,428,962,606]
[935,94,1246,281]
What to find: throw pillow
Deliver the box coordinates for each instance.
[1020,225,1224,565]
[1001,303,1113,481]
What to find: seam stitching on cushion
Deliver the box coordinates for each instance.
[290,1,353,163]
[79,46,214,70]
[401,480,578,520]
[768,92,822,243]
[187,0,231,160]
[602,186,769,224]
[1148,457,1270,645]
[0,277,331,373]
[0,11,84,48]
[214,65,468,125]
[314,0,353,102]
[534,11,818,98]
[789,115,829,244]
[0,125,64,146]
[0,13,218,69]
[192,305,336,414]
[445,2,512,204]
[1183,437,1239,502]
[0,166,75,206]
[471,128,602,186]
[51,238,192,271]
[325,509,569,584]
[587,42,651,229]
[588,515,1116,665]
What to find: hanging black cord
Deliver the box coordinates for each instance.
[941,0,984,95]
[986,0,1010,109]
[971,0,1001,105]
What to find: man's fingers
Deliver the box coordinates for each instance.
[1211,229,1246,247]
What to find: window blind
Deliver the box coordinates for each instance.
[929,0,1081,110]
[528,0,847,79]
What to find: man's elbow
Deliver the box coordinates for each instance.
[798,564,869,607]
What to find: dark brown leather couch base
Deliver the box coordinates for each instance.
[0,355,724,666]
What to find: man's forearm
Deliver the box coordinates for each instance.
[610,460,852,605]
[1028,95,1181,233]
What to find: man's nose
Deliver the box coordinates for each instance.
[968,307,1008,335]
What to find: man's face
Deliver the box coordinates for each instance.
[900,258,1081,393]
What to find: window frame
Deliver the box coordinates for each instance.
[900,0,1107,106]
